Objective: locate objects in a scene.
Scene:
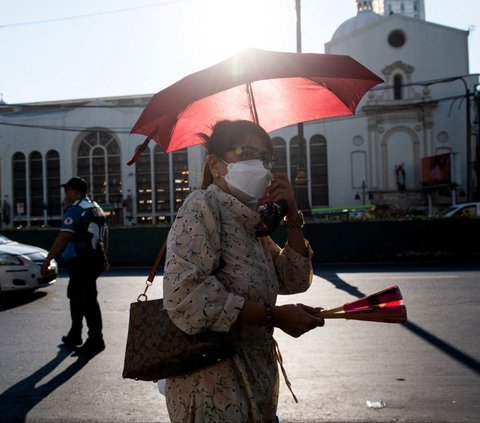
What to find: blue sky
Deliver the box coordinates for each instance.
[1,0,479,104]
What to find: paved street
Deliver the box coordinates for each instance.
[1,264,479,423]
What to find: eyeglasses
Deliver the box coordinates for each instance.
[229,145,277,169]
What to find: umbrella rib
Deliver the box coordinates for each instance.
[246,82,259,125]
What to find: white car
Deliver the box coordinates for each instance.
[0,234,57,295]
[437,202,480,218]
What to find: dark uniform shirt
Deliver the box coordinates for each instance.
[60,196,107,262]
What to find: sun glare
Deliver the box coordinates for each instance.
[189,0,294,58]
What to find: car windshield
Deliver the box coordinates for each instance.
[437,207,457,217]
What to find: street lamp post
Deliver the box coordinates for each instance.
[460,79,473,202]
[423,76,474,201]
[294,0,311,214]
[475,85,480,199]
[355,180,373,205]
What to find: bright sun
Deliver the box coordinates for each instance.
[189,0,295,58]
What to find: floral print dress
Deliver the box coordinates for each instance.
[163,184,313,423]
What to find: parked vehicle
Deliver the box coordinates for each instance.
[311,204,374,221]
[437,202,480,218]
[0,234,57,295]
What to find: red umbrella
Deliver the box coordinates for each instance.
[128,48,383,163]
[318,285,407,324]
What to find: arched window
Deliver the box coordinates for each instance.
[151,146,189,224]
[77,131,122,206]
[289,137,300,183]
[394,74,403,100]
[351,151,367,188]
[172,150,189,212]
[272,137,287,174]
[310,135,329,207]
[12,152,27,221]
[136,145,152,218]
[154,145,170,218]
[29,151,44,219]
[46,150,61,222]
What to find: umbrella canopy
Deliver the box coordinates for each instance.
[129,48,383,161]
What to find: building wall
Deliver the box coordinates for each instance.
[320,13,477,209]
[1,11,478,226]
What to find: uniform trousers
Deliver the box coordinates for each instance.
[66,256,104,340]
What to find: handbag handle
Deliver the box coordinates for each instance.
[137,238,167,302]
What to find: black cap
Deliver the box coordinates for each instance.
[60,177,88,194]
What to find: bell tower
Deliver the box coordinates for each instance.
[356,0,374,13]
[372,0,425,20]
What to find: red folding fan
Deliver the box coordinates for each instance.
[318,285,407,324]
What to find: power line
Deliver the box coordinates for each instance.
[1,103,149,109]
[0,0,190,29]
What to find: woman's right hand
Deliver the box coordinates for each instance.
[272,303,325,338]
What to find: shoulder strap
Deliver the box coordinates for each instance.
[148,238,167,283]
[137,238,167,301]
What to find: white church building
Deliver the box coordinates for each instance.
[0,0,478,227]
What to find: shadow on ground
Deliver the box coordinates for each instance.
[314,264,480,376]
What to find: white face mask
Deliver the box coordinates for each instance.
[223,160,272,204]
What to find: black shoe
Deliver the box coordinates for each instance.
[62,334,82,348]
[74,338,105,357]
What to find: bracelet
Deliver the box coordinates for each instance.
[284,210,305,229]
[264,304,275,326]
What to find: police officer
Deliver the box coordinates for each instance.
[41,177,109,357]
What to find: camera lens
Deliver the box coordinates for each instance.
[255,200,288,237]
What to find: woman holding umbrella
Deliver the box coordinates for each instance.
[162,119,324,423]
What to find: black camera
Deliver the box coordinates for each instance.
[255,199,289,237]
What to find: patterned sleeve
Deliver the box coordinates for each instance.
[262,237,314,295]
[163,191,245,335]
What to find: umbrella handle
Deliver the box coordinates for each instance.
[127,137,151,166]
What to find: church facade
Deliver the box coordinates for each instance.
[311,0,478,211]
[0,0,478,227]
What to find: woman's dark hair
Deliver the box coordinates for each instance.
[199,120,273,189]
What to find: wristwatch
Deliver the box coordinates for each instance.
[284,210,305,228]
